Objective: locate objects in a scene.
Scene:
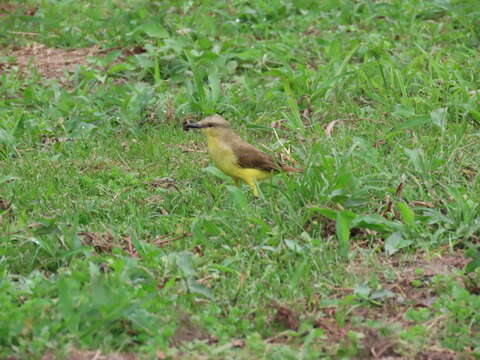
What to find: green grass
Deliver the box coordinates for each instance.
[1,0,480,358]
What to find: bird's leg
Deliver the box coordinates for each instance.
[245,177,260,197]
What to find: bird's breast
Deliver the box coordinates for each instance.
[206,136,239,175]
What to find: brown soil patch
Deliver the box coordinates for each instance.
[270,302,300,331]
[0,197,13,225]
[294,251,472,357]
[0,3,17,15]
[348,252,470,319]
[153,233,192,247]
[463,271,480,294]
[349,252,468,285]
[313,318,401,358]
[171,314,215,347]
[0,2,36,17]
[314,317,349,343]
[79,232,140,257]
[1,41,146,81]
[42,349,137,360]
[0,197,11,211]
[3,42,99,79]
[416,349,456,360]
[178,141,207,154]
[79,231,115,253]
[359,328,399,359]
[393,252,469,277]
[303,214,336,237]
[148,177,179,191]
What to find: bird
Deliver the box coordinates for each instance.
[184,114,302,197]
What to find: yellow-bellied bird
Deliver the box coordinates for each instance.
[184,115,302,196]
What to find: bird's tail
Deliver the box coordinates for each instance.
[280,164,303,173]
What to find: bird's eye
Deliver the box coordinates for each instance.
[208,123,214,127]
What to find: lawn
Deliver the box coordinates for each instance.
[1,0,479,358]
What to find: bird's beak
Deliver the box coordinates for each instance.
[183,122,204,131]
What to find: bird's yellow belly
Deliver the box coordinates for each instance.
[207,137,271,181]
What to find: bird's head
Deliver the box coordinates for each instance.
[183,115,231,137]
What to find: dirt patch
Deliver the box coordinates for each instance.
[3,42,98,78]
[79,231,141,257]
[384,252,468,305]
[153,233,192,247]
[178,141,207,154]
[416,349,456,360]
[0,197,13,225]
[349,252,468,288]
[1,43,145,80]
[0,197,11,211]
[148,177,179,191]
[79,231,115,253]
[303,251,472,357]
[270,302,300,331]
[463,271,480,294]
[0,3,17,16]
[69,350,138,360]
[351,299,404,323]
[349,251,470,318]
[314,317,349,343]
[314,311,399,357]
[0,2,37,17]
[358,328,399,359]
[171,314,215,347]
[303,215,336,238]
[123,235,138,258]
[41,350,137,360]
[41,136,70,146]
[120,45,146,57]
[394,252,469,277]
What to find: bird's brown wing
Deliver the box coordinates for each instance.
[232,142,280,172]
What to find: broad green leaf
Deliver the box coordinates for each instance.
[0,176,19,185]
[353,283,371,298]
[208,67,221,103]
[465,252,480,273]
[397,202,415,227]
[397,116,431,129]
[284,239,305,254]
[430,107,447,132]
[306,206,337,220]
[352,214,403,232]
[27,237,55,256]
[385,232,402,256]
[404,148,424,173]
[108,62,136,74]
[0,129,15,146]
[58,276,74,314]
[283,81,305,136]
[186,52,208,112]
[226,185,248,209]
[392,104,415,118]
[370,289,395,301]
[177,251,195,277]
[187,279,214,300]
[202,166,230,180]
[385,232,412,256]
[334,170,357,190]
[334,44,360,78]
[141,24,169,38]
[336,211,351,255]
